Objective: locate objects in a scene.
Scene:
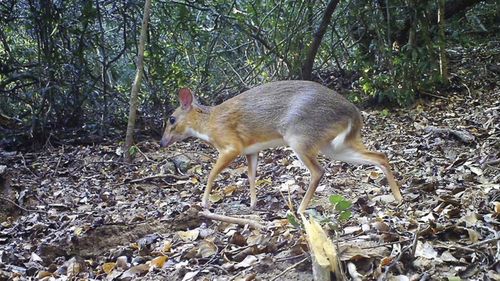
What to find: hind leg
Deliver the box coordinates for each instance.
[246,153,258,209]
[286,136,325,213]
[322,141,403,203]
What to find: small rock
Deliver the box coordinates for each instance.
[172,155,191,173]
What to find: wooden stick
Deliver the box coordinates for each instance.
[269,257,309,281]
[359,238,412,249]
[469,236,500,248]
[128,173,189,183]
[0,196,47,213]
[199,210,267,230]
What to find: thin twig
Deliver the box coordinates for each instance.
[135,145,151,162]
[269,257,309,281]
[51,147,64,176]
[462,82,472,98]
[0,196,47,213]
[199,210,267,230]
[359,238,412,249]
[411,225,420,258]
[469,236,500,248]
[20,154,38,177]
[127,173,189,183]
[275,253,307,262]
[420,91,449,100]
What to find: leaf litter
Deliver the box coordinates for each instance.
[0,43,499,280]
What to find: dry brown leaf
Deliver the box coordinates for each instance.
[234,255,258,269]
[30,252,43,263]
[380,256,393,266]
[373,194,396,204]
[271,219,290,228]
[493,201,500,215]
[278,179,299,192]
[368,170,381,180]
[162,240,173,253]
[440,251,458,262]
[414,241,438,260]
[460,213,478,226]
[256,178,272,186]
[177,229,200,242]
[468,166,483,176]
[36,271,52,279]
[197,239,218,258]
[208,192,223,203]
[102,262,116,274]
[467,229,481,243]
[182,270,200,281]
[121,264,150,279]
[372,221,390,233]
[339,243,388,261]
[149,255,168,268]
[247,231,267,245]
[223,185,237,196]
[343,226,362,235]
[229,232,247,246]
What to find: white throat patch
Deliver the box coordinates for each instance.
[187,128,211,142]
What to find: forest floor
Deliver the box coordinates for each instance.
[1,46,499,280]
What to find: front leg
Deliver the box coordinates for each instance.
[201,150,239,208]
[246,153,258,208]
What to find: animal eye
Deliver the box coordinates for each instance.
[169,116,176,125]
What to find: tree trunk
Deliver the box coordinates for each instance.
[396,0,481,46]
[437,0,448,84]
[124,0,152,162]
[96,0,109,137]
[301,0,340,81]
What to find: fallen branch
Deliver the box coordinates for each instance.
[199,210,267,230]
[424,126,475,144]
[0,196,47,213]
[127,173,189,183]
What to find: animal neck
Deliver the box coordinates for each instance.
[186,105,213,142]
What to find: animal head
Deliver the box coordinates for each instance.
[160,88,196,147]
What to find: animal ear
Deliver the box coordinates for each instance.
[178,88,193,110]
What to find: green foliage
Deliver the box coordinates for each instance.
[128,145,139,158]
[0,0,496,146]
[328,194,353,222]
[286,211,301,228]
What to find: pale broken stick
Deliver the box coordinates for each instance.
[199,210,267,230]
